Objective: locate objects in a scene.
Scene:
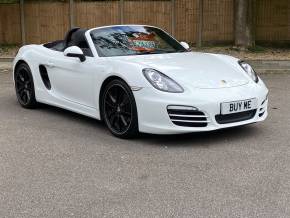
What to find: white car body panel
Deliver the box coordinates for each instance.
[13,25,268,134]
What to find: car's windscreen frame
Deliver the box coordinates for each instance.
[89,25,188,57]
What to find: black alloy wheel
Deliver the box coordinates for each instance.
[102,79,138,138]
[15,63,37,108]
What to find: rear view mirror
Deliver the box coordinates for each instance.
[180,41,190,50]
[64,46,86,62]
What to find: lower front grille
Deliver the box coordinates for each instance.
[167,108,208,127]
[215,109,257,124]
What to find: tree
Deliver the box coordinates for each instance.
[234,0,255,48]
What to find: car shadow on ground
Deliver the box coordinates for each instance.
[37,103,102,125]
[137,125,260,147]
[35,103,262,147]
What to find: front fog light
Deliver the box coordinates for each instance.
[167,105,198,111]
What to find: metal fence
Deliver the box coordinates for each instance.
[0,0,289,45]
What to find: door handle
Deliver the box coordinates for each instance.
[46,61,55,68]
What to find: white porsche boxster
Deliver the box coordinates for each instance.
[13,25,268,138]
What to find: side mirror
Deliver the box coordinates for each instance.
[64,46,86,62]
[180,41,190,50]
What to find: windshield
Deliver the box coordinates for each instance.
[90,26,188,57]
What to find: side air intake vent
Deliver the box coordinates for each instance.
[167,106,209,127]
[39,65,51,90]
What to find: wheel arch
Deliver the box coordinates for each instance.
[98,75,129,121]
[14,59,28,74]
[14,59,38,108]
[13,59,32,82]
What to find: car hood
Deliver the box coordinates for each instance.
[118,52,249,89]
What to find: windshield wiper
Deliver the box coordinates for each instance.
[136,50,162,55]
[136,49,178,55]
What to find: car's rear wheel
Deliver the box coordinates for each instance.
[102,79,139,138]
[14,63,37,108]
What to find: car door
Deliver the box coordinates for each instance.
[45,29,98,108]
[46,52,95,108]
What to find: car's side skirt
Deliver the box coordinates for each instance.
[36,91,101,121]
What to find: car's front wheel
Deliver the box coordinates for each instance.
[14,63,38,109]
[101,79,139,138]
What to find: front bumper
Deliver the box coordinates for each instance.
[134,81,268,134]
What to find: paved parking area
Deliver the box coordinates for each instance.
[0,70,290,217]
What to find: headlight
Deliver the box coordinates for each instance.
[143,68,184,93]
[238,61,259,83]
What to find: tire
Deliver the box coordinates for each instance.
[101,79,139,138]
[14,62,38,109]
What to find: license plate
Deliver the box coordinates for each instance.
[221,98,257,115]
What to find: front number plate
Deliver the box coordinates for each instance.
[221,98,258,115]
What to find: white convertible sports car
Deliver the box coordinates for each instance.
[13,25,268,138]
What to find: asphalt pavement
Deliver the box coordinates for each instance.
[0,69,290,217]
